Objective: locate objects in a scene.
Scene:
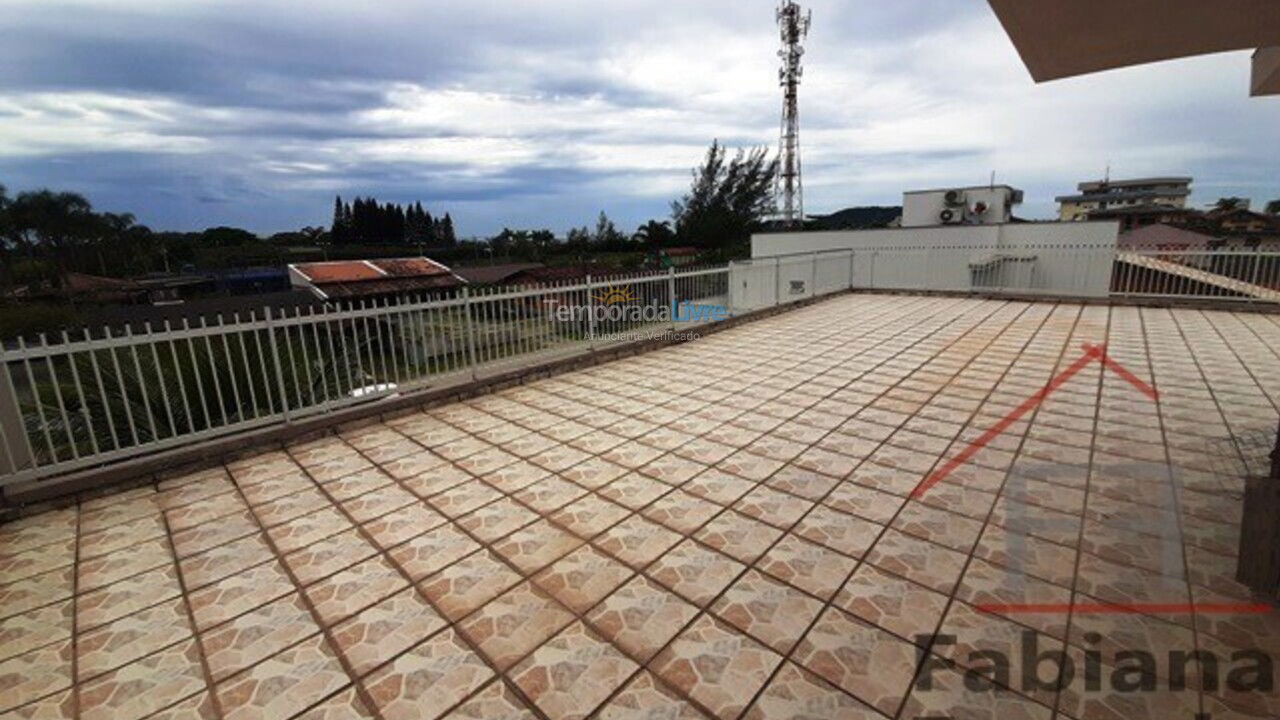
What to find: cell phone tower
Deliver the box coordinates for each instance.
[776,0,811,229]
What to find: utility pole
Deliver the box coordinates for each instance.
[776,0,811,229]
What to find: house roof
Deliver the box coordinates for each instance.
[1056,188,1192,204]
[62,273,141,292]
[292,261,384,283]
[452,263,545,285]
[289,257,466,299]
[1076,177,1192,191]
[79,290,325,333]
[318,276,462,300]
[1121,223,1217,247]
[1088,203,1199,218]
[512,264,618,282]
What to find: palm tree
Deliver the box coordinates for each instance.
[632,220,674,247]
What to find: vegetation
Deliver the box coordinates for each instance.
[330,196,455,246]
[670,141,779,260]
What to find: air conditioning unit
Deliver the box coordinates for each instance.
[943,189,967,207]
[939,207,964,224]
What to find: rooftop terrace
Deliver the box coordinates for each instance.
[2,293,1278,720]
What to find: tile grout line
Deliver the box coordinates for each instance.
[1049,303,1117,720]
[783,298,1064,717]
[616,296,1025,718]
[1146,305,1250,717]
[397,293,962,718]
[13,294,1251,720]
[0,292,1259,717]
[0,295,1054,720]
[372,293,947,719]
[885,301,1090,719]
[222,474,392,720]
[184,294,921,720]
[156,501,230,720]
[570,296,994,718]
[1208,311,1280,412]
[285,441,560,720]
[1133,305,1210,717]
[70,498,82,720]
[724,299,1045,720]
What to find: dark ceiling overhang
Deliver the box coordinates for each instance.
[986,0,1280,96]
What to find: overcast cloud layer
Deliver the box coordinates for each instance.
[1,0,1276,236]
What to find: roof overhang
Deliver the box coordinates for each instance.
[1254,46,1280,96]
[986,0,1280,96]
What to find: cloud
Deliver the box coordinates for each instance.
[0,0,1276,235]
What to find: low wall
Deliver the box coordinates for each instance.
[751,221,1120,298]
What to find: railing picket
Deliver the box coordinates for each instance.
[306,307,327,408]
[262,307,291,423]
[37,334,78,461]
[17,338,58,465]
[1,347,39,472]
[124,327,159,444]
[181,319,213,433]
[60,331,98,457]
[103,326,140,447]
[83,327,119,452]
[204,316,232,428]
[142,323,178,440]
[53,333,94,459]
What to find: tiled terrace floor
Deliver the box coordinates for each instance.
[3,293,1280,720]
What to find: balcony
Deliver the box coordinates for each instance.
[1,252,1278,719]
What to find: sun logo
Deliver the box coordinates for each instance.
[593,285,639,305]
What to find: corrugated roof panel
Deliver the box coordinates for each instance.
[371,258,450,277]
[316,275,462,298]
[295,261,383,282]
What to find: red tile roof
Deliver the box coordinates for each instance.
[289,257,466,300]
[370,258,452,277]
[292,261,383,283]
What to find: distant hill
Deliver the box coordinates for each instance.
[808,206,902,230]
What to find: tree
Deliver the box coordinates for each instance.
[0,188,170,284]
[331,196,351,244]
[0,185,11,286]
[199,226,258,247]
[592,211,625,246]
[438,213,457,246]
[633,220,675,249]
[1214,197,1248,212]
[6,190,95,254]
[1266,199,1280,216]
[671,140,778,258]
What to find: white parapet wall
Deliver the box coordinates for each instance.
[749,221,1120,298]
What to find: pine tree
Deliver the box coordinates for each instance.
[440,213,456,246]
[331,195,346,244]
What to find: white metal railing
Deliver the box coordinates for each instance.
[1112,249,1280,302]
[1,265,736,487]
[3,245,1279,488]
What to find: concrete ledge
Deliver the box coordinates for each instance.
[0,294,833,518]
[849,287,1280,314]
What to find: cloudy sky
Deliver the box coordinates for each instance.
[2,0,1277,237]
